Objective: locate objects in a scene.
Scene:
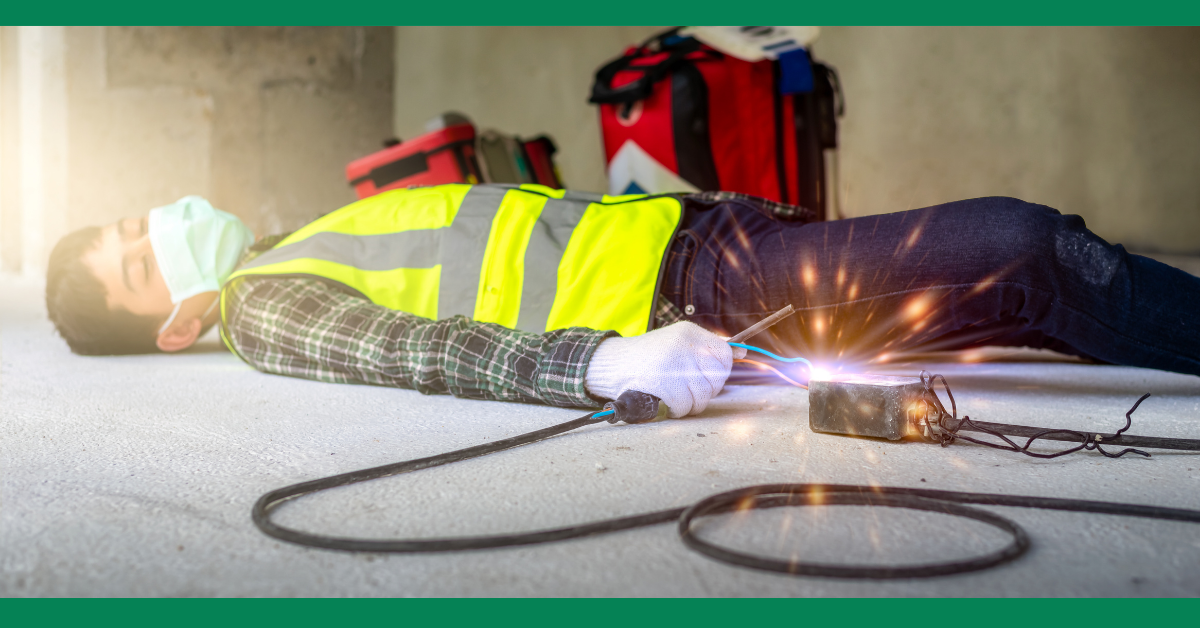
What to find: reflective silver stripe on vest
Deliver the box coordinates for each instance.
[238,230,443,272]
[515,196,587,333]
[560,190,604,204]
[239,186,602,329]
[437,186,507,320]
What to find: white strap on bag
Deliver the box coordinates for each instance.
[679,26,820,62]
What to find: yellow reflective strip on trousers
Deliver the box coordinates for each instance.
[472,190,549,328]
[277,184,471,245]
[227,258,442,319]
[547,196,682,337]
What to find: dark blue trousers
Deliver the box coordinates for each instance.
[660,195,1200,376]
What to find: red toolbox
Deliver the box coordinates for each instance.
[346,121,482,199]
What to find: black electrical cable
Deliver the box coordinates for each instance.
[253,392,1200,579]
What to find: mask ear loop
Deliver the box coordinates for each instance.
[199,295,220,323]
[158,302,183,336]
[158,294,221,336]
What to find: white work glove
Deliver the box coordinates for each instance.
[585,321,748,418]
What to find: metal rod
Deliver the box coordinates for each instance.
[728,304,796,344]
[955,420,1200,452]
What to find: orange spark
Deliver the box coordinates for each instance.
[904,295,931,320]
[906,226,923,249]
[735,226,752,251]
[836,266,846,288]
[724,249,742,271]
[848,283,859,300]
[801,264,816,288]
[969,274,999,296]
[778,513,794,542]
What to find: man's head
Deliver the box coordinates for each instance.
[46,199,252,355]
[47,222,162,355]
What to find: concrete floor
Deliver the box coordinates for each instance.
[3,271,1200,597]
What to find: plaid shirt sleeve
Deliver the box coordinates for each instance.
[222,275,616,409]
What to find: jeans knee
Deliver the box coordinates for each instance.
[973,197,1069,256]
[986,197,1124,286]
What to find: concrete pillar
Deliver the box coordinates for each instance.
[0,25,22,272]
[13,26,68,276]
[0,26,9,271]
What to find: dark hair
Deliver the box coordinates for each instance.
[45,227,163,355]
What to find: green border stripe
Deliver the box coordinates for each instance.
[3,0,1200,25]
[2,599,1199,625]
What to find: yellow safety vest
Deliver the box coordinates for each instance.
[220,183,682,351]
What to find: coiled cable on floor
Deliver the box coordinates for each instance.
[252,391,1200,579]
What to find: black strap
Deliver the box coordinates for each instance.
[349,152,428,188]
[349,140,475,188]
[589,29,708,105]
[818,62,845,118]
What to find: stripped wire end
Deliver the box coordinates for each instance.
[728,342,814,369]
[734,359,809,389]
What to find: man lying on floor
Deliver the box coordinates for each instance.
[45,184,1200,419]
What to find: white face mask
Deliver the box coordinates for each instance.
[148,196,255,334]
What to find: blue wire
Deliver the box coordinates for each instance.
[594,344,812,416]
[728,342,813,369]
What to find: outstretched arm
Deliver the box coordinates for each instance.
[222,276,613,408]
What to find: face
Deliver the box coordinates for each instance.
[83,216,174,320]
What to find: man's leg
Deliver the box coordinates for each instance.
[664,195,1200,376]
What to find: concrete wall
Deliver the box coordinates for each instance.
[394,26,1200,254]
[814,26,1200,254]
[3,26,1196,272]
[393,26,665,195]
[0,26,393,274]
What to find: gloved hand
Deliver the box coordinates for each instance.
[585,321,748,418]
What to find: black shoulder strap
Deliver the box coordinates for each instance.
[588,28,705,105]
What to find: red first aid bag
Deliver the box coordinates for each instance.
[590,28,842,220]
[345,121,482,199]
[346,114,564,199]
